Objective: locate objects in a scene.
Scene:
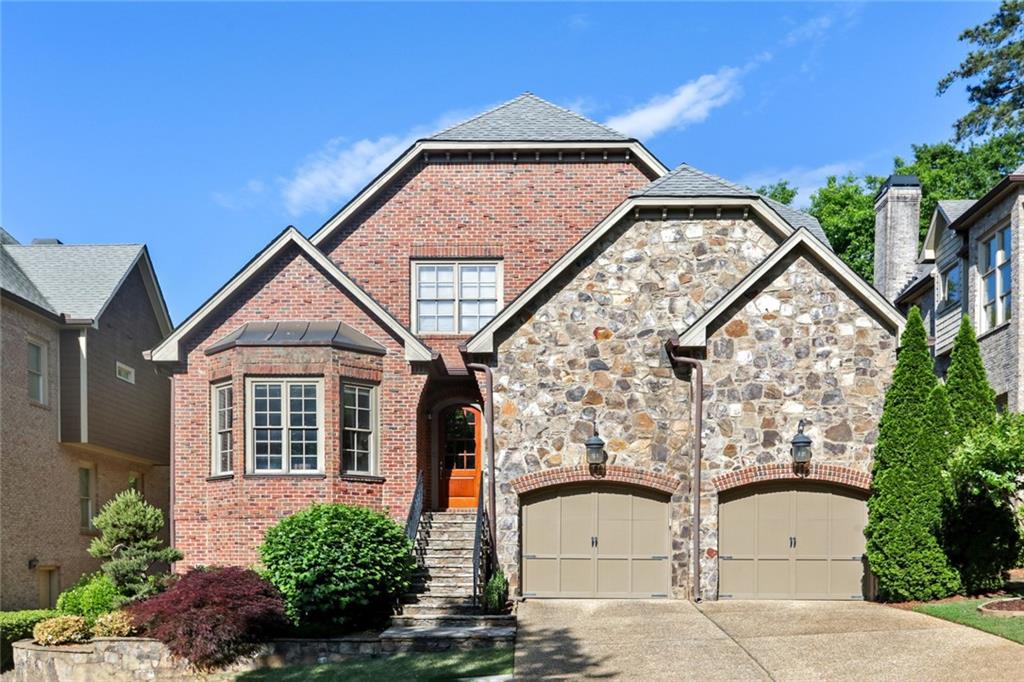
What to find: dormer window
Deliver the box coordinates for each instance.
[412,261,501,334]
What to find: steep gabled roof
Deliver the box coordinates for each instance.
[1,238,171,332]
[430,93,630,142]
[676,229,905,348]
[632,164,831,246]
[149,227,433,363]
[936,199,976,224]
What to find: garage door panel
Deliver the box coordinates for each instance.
[794,559,829,597]
[756,559,792,597]
[719,494,755,556]
[632,495,668,556]
[632,558,669,595]
[757,490,793,556]
[524,558,558,594]
[795,491,829,557]
[830,492,868,558]
[560,492,594,555]
[830,559,867,599]
[523,496,559,556]
[720,558,755,597]
[596,559,629,594]
[560,558,594,595]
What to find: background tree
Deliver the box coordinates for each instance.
[938,0,1024,141]
[88,489,182,603]
[944,315,998,443]
[807,173,882,281]
[755,180,798,206]
[865,308,960,600]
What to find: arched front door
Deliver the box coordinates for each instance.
[439,405,482,509]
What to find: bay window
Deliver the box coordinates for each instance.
[246,378,323,474]
[981,225,1012,331]
[413,261,501,334]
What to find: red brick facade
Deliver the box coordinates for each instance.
[169,157,653,569]
[711,463,872,493]
[510,465,682,496]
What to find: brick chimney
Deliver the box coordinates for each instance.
[873,175,921,301]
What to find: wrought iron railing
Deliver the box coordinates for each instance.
[471,474,492,606]
[405,472,425,543]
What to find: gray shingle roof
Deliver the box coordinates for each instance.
[1,242,143,320]
[632,164,831,247]
[937,199,976,224]
[429,93,630,142]
[895,263,935,303]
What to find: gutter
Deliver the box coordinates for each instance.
[466,363,498,549]
[667,341,704,602]
[951,173,1024,233]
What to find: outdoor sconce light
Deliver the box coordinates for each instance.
[585,432,607,466]
[790,419,812,465]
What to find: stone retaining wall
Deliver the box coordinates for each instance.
[10,635,381,681]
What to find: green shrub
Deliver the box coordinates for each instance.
[56,573,121,624]
[945,316,997,444]
[91,610,137,638]
[260,503,416,628]
[946,413,1024,592]
[865,308,960,601]
[483,568,508,614]
[0,610,57,671]
[88,489,182,602]
[33,615,90,646]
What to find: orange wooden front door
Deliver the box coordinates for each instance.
[440,406,482,509]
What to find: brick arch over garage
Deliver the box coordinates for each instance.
[510,465,682,496]
[712,463,871,493]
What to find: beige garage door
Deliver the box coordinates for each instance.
[719,482,869,600]
[521,484,671,598]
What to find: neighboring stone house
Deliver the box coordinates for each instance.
[884,166,1024,410]
[0,230,172,610]
[151,94,904,604]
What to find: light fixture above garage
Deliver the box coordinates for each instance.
[790,420,812,465]
[585,431,607,466]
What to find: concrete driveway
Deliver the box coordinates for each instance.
[514,599,1023,680]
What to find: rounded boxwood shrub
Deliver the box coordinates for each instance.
[33,615,90,646]
[129,566,286,671]
[56,573,121,624]
[259,503,416,628]
[91,610,137,638]
[483,567,508,614]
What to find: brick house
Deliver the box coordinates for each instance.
[151,94,905,602]
[0,231,172,609]
[881,167,1024,410]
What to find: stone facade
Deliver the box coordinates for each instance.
[490,212,898,599]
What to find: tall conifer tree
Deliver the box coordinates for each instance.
[945,315,997,443]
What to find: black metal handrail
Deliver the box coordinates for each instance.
[471,474,489,606]
[405,472,424,543]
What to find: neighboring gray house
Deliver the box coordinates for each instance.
[880,166,1024,410]
[0,229,172,610]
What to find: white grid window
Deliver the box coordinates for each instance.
[79,467,94,529]
[342,384,376,474]
[981,226,1011,331]
[247,379,323,474]
[413,262,500,334]
[212,383,233,474]
[116,362,136,384]
[28,341,46,403]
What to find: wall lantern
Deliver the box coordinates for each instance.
[585,432,607,466]
[790,420,812,465]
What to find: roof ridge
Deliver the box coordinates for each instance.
[680,163,753,194]
[4,242,144,248]
[428,94,530,139]
[521,92,631,140]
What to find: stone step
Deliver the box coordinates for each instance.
[412,577,474,591]
[419,555,474,568]
[390,613,515,628]
[380,625,515,653]
[405,584,475,598]
[416,538,476,551]
[415,565,474,578]
[417,529,476,541]
[399,597,480,613]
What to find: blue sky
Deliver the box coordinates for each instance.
[2,2,993,323]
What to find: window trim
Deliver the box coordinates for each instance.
[979,224,1012,332]
[937,261,963,312]
[115,361,136,384]
[244,377,325,475]
[27,338,48,405]
[210,381,234,476]
[410,260,503,335]
[78,464,95,530]
[341,380,379,476]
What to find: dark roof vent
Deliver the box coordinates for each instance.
[875,174,920,200]
[31,238,63,245]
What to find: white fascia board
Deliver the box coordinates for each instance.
[920,211,943,262]
[309,140,667,247]
[149,228,433,363]
[465,196,798,354]
[676,229,905,347]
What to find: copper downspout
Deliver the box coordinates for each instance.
[668,346,704,602]
[466,363,497,547]
[168,373,176,567]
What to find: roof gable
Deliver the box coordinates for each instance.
[675,229,904,348]
[149,227,433,363]
[430,93,630,142]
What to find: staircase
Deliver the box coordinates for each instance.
[382,510,515,652]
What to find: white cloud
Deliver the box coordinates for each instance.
[605,67,743,139]
[783,15,834,46]
[738,160,867,209]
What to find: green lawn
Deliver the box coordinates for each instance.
[914,600,1024,644]
[234,649,513,681]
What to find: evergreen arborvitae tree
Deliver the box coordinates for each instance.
[945,315,997,443]
[865,308,960,600]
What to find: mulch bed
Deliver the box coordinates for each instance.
[982,598,1024,612]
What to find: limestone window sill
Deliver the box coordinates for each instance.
[80,528,100,537]
[205,473,234,482]
[242,473,327,480]
[339,473,386,484]
[977,320,1011,342]
[28,400,51,411]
